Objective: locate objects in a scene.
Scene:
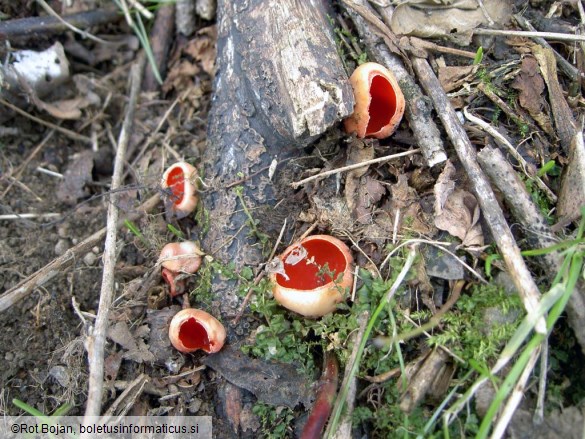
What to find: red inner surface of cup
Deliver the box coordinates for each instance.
[366,75,397,135]
[179,317,211,351]
[277,239,346,290]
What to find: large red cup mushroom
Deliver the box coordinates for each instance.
[161,161,199,219]
[344,62,405,139]
[270,235,353,318]
[169,308,226,354]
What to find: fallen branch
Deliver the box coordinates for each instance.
[411,56,546,334]
[478,145,585,354]
[83,57,144,419]
[0,8,120,40]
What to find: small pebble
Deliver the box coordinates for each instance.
[5,352,14,361]
[54,239,69,256]
[92,246,100,254]
[57,224,69,238]
[83,252,98,266]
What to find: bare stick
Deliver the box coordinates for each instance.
[290,149,420,189]
[36,0,112,44]
[463,107,557,203]
[83,57,144,419]
[412,56,546,334]
[0,98,92,144]
[474,27,585,43]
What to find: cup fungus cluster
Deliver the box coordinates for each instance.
[344,62,405,139]
[270,235,353,318]
[160,162,226,356]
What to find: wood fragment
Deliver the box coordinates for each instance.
[412,56,546,334]
[343,0,447,168]
[0,8,120,40]
[84,57,145,419]
[143,3,175,92]
[477,145,585,354]
[533,46,578,153]
[557,130,585,232]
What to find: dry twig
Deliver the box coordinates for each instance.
[412,56,546,334]
[83,57,145,419]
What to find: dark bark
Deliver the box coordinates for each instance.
[201,0,353,316]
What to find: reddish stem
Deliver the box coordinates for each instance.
[300,352,339,439]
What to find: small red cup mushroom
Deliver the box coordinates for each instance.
[169,308,226,354]
[159,241,202,297]
[270,235,353,318]
[161,161,199,219]
[344,62,405,139]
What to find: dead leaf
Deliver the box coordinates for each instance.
[202,345,312,409]
[355,177,386,224]
[434,189,484,246]
[511,56,554,136]
[388,174,435,236]
[57,150,94,204]
[390,0,511,44]
[107,321,155,364]
[438,65,477,93]
[183,25,217,76]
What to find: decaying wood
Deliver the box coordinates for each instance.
[343,0,447,168]
[557,130,585,223]
[0,8,120,40]
[533,46,578,154]
[142,3,175,92]
[412,56,547,334]
[202,0,353,315]
[478,146,585,354]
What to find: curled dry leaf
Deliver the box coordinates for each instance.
[434,161,484,247]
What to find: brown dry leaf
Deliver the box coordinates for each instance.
[434,160,483,246]
[35,95,96,120]
[435,189,484,246]
[57,150,94,204]
[355,177,386,224]
[391,0,511,44]
[438,65,477,93]
[388,174,435,236]
[107,321,155,364]
[183,25,217,76]
[511,56,554,136]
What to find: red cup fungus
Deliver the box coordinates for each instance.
[270,235,353,318]
[169,308,226,354]
[343,62,405,139]
[161,162,199,219]
[159,241,202,297]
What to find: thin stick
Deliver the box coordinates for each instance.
[490,346,541,439]
[474,27,585,43]
[0,213,60,220]
[463,107,557,203]
[36,0,112,44]
[290,149,420,189]
[0,98,92,144]
[326,245,418,438]
[84,57,144,419]
[412,56,546,334]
